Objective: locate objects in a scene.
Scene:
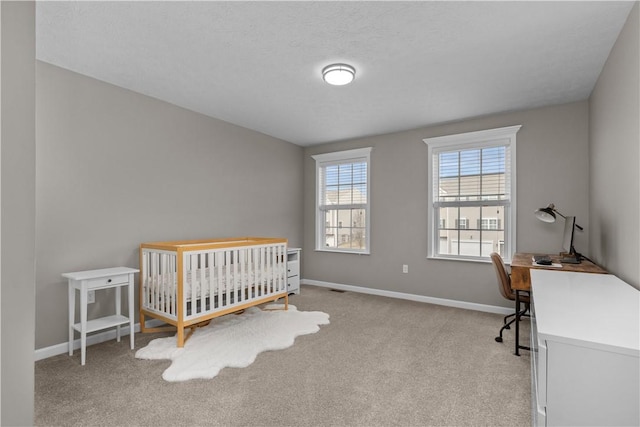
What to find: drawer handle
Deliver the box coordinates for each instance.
[107,279,112,283]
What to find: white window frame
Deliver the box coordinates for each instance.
[424,125,520,263]
[312,147,372,254]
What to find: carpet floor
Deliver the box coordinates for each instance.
[35,285,531,426]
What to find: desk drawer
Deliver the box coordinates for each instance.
[86,274,129,288]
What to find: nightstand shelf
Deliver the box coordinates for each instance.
[72,314,130,335]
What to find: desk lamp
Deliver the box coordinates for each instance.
[534,203,584,230]
[534,203,592,264]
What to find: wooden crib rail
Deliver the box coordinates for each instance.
[140,237,287,252]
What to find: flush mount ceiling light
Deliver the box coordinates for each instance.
[322,63,356,86]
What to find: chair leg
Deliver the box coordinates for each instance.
[496,315,518,342]
[496,305,529,343]
[502,312,517,329]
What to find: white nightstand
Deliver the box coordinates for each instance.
[287,248,301,295]
[64,267,138,365]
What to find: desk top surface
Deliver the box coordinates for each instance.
[511,252,607,274]
[531,269,639,355]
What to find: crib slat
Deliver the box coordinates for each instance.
[276,245,281,292]
[170,254,175,315]
[207,252,214,311]
[161,252,166,310]
[153,252,159,311]
[267,245,272,294]
[232,249,238,303]
[256,247,264,296]
[280,244,285,292]
[143,252,149,307]
[225,250,231,306]
[216,251,223,309]
[191,254,198,315]
[182,253,188,320]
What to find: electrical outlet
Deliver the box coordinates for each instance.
[87,290,95,304]
[402,264,408,274]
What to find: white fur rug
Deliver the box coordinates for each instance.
[135,304,329,382]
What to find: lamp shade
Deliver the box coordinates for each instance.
[322,64,355,86]
[534,206,556,223]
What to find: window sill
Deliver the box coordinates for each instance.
[315,248,370,255]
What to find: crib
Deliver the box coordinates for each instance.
[139,237,288,347]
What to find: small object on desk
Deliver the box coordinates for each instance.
[533,262,563,268]
[560,256,581,264]
[533,255,552,265]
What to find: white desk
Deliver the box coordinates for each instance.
[530,269,639,426]
[64,267,138,365]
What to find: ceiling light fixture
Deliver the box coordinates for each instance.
[322,63,355,86]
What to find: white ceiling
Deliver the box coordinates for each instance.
[36,1,635,146]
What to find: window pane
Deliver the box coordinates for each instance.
[481,147,506,199]
[438,147,508,202]
[352,162,367,184]
[439,207,462,255]
[323,208,367,250]
[439,236,449,254]
[350,227,366,250]
[459,150,480,201]
[324,227,337,248]
[338,185,353,205]
[479,206,505,257]
[352,184,367,204]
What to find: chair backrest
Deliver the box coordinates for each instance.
[490,252,513,301]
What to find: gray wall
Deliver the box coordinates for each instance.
[36,62,304,350]
[303,101,590,308]
[589,2,639,289]
[1,2,36,425]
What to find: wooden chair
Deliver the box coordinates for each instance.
[490,252,530,343]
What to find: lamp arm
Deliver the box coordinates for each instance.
[551,208,567,219]
[553,207,584,231]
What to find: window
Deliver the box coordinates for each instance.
[424,126,520,262]
[312,147,372,254]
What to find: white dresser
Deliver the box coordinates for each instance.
[286,248,301,295]
[530,270,640,427]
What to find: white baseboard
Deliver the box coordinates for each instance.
[35,318,166,362]
[301,279,513,315]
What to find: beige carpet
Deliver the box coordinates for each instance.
[35,285,531,426]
